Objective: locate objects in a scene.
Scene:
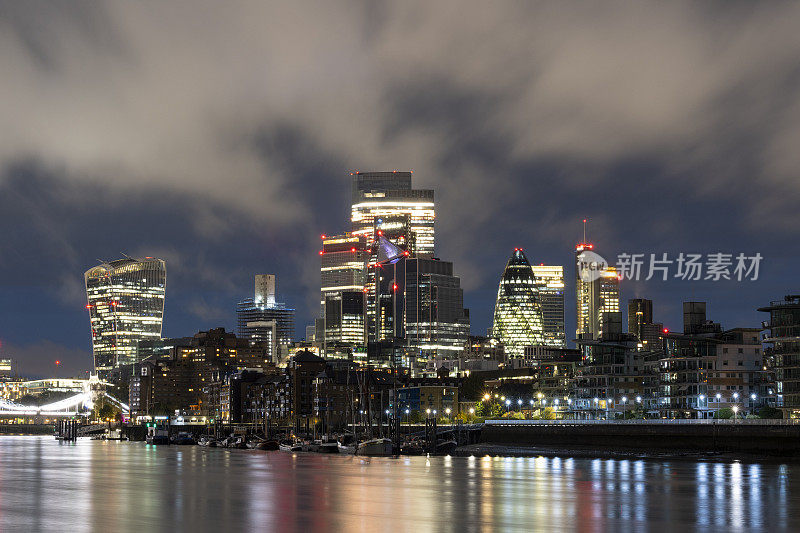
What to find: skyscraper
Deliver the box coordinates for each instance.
[404,257,471,365]
[350,171,434,342]
[318,233,370,351]
[85,257,166,378]
[575,243,621,340]
[531,265,566,348]
[350,171,435,258]
[627,298,664,350]
[492,249,545,358]
[237,274,295,361]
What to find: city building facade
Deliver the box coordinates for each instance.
[85,257,166,378]
[531,265,566,348]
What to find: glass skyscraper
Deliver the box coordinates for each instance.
[85,257,166,378]
[492,249,545,358]
[575,243,621,340]
[404,257,471,365]
[350,171,435,342]
[350,171,435,258]
[531,265,566,348]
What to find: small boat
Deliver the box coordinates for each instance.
[315,441,339,454]
[256,440,280,451]
[279,441,304,452]
[337,434,357,455]
[146,426,170,445]
[400,439,425,456]
[356,438,393,456]
[172,432,197,445]
[198,436,218,447]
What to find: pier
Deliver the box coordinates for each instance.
[480,419,800,455]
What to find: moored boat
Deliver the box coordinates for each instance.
[356,438,393,456]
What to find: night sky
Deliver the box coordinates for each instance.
[1,2,799,377]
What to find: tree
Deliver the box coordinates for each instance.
[474,399,505,419]
[758,406,783,419]
[715,407,734,419]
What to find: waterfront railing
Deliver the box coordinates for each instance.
[484,418,800,426]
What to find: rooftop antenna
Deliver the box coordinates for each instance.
[120,252,134,261]
[583,219,587,243]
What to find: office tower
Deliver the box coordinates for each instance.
[627,298,664,350]
[350,171,434,258]
[349,171,434,343]
[628,298,653,333]
[759,295,800,413]
[575,243,620,340]
[320,233,369,308]
[405,257,471,365]
[492,249,545,358]
[85,257,166,378]
[324,291,367,346]
[531,265,566,348]
[237,275,295,361]
[319,233,370,350]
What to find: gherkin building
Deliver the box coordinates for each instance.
[492,249,545,358]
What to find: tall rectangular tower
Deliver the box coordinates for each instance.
[575,243,620,340]
[85,257,166,378]
[350,171,435,343]
[532,265,566,348]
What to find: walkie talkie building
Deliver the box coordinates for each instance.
[85,257,166,378]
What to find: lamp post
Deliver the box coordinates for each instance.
[405,408,410,427]
[505,399,511,412]
[732,405,739,422]
[517,399,522,411]
[621,396,628,418]
[593,397,599,420]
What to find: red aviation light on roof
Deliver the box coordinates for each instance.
[403,250,409,256]
[320,234,326,239]
[663,328,669,334]
[85,304,92,309]
[319,250,324,255]
[351,247,356,252]
[392,283,398,291]
[377,230,383,236]
[362,288,368,293]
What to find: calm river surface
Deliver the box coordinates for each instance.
[1,436,798,532]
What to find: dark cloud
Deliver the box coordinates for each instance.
[0,1,799,373]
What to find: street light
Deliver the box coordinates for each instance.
[505,399,511,412]
[445,408,451,416]
[529,399,535,407]
[635,396,641,404]
[732,405,739,421]
[733,392,739,401]
[716,393,721,401]
[469,408,475,415]
[484,394,491,401]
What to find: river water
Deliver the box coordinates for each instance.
[0,436,797,532]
